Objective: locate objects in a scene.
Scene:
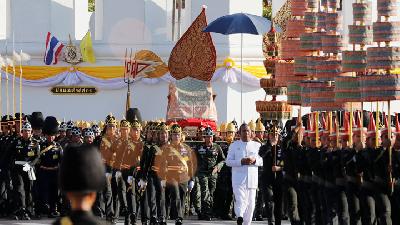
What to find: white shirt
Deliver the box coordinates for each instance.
[226,140,263,189]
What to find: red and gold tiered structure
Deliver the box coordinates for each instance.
[256,27,292,121]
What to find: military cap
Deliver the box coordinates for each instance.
[170,124,182,134]
[21,121,32,131]
[226,122,236,132]
[248,120,256,132]
[255,119,265,132]
[71,127,82,136]
[66,121,75,130]
[105,114,117,126]
[120,119,131,128]
[29,112,44,130]
[158,122,170,132]
[202,126,214,136]
[83,128,95,137]
[7,115,15,125]
[42,116,59,136]
[14,113,25,121]
[91,124,101,133]
[59,145,105,193]
[219,123,226,133]
[131,120,142,130]
[59,122,68,132]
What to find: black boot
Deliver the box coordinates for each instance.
[175,217,183,225]
[237,217,244,225]
[124,214,131,225]
[130,213,137,225]
[150,217,158,225]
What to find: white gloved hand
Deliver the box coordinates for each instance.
[22,163,31,172]
[127,176,133,185]
[188,180,195,191]
[115,171,122,178]
[139,179,147,189]
[161,180,166,188]
[105,173,111,179]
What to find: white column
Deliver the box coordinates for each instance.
[94,0,103,40]
[74,0,89,40]
[0,0,11,39]
[50,0,75,41]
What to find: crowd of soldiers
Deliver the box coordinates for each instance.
[0,109,399,225]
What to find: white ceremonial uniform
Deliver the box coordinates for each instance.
[226,140,263,225]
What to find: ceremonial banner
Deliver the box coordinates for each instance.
[167,77,217,121]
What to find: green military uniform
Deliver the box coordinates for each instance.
[213,122,235,220]
[195,127,225,220]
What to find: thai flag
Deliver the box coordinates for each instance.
[44,32,64,65]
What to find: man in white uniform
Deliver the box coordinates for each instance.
[226,123,263,225]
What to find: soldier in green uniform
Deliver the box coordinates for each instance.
[53,144,106,225]
[37,116,63,218]
[10,121,39,220]
[157,124,196,225]
[195,126,225,220]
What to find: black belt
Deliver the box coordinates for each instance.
[361,181,376,191]
[324,181,336,188]
[312,175,324,185]
[299,175,312,183]
[335,178,347,186]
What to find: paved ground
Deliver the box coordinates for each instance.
[0,219,291,224]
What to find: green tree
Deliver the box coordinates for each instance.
[88,0,95,12]
[263,0,272,20]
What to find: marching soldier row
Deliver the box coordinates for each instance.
[279,111,400,225]
[1,109,400,225]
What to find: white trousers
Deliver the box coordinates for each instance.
[233,185,257,225]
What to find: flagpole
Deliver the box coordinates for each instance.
[12,32,16,117]
[19,50,22,131]
[5,44,9,117]
[241,32,243,123]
